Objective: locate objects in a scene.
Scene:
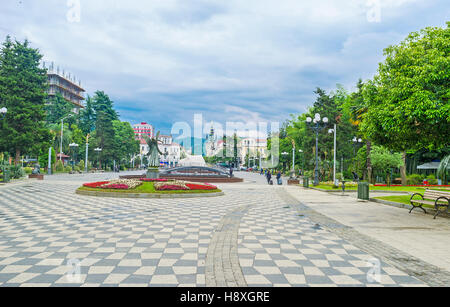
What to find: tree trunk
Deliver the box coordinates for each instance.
[366,141,373,184]
[400,151,407,186]
[14,149,21,166]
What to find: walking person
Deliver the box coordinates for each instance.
[277,171,282,185]
[267,171,272,185]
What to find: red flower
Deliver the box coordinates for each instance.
[83,181,110,188]
[101,184,129,190]
[156,184,189,191]
[186,183,217,190]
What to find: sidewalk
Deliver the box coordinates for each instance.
[285,186,450,272]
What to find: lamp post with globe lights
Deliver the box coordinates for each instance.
[94,148,102,169]
[69,143,79,168]
[306,114,329,186]
[0,107,7,119]
[328,124,337,185]
[298,149,304,176]
[352,137,363,174]
[281,152,289,172]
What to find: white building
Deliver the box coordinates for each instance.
[138,134,182,168]
[205,136,268,167]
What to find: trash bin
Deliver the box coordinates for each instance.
[2,166,10,183]
[357,182,369,200]
[303,176,309,188]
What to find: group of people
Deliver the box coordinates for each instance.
[261,168,282,185]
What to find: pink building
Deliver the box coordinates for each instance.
[133,122,154,141]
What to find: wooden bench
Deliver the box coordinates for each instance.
[410,190,450,219]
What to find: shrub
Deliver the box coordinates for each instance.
[407,174,423,185]
[74,166,80,172]
[65,166,72,173]
[24,167,33,174]
[426,174,438,185]
[55,160,64,172]
[10,166,25,179]
[78,160,85,170]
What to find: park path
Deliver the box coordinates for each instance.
[0,171,440,286]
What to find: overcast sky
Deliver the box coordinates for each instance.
[0,0,448,136]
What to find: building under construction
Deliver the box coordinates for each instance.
[45,62,86,113]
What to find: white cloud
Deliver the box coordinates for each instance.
[0,0,447,130]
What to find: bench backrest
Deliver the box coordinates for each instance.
[424,190,450,200]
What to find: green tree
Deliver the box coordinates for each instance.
[112,121,139,163]
[362,23,450,184]
[0,37,52,164]
[370,146,404,186]
[93,111,115,168]
[38,147,56,172]
[45,92,73,124]
[92,91,118,121]
[78,95,96,135]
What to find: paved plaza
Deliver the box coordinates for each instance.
[0,171,448,287]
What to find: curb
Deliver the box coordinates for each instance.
[76,189,225,199]
[309,187,411,194]
[370,198,449,218]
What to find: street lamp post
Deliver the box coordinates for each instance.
[292,144,295,174]
[69,143,79,168]
[352,137,362,173]
[0,107,7,119]
[85,134,90,173]
[60,114,73,161]
[281,152,289,172]
[328,124,337,185]
[94,148,102,169]
[306,114,329,186]
[298,149,303,176]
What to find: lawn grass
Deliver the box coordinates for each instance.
[314,184,445,193]
[374,195,449,209]
[78,182,222,194]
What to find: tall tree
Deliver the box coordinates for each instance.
[93,110,116,168]
[78,95,96,135]
[112,120,139,163]
[361,23,450,185]
[45,92,73,124]
[92,91,118,122]
[0,37,51,164]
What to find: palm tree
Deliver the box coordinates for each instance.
[437,154,450,185]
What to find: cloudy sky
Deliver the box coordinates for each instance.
[0,0,448,136]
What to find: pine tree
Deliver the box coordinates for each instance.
[0,37,51,164]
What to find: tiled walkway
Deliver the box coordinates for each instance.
[0,172,429,286]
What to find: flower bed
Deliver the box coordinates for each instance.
[154,180,189,191]
[83,179,142,190]
[81,179,219,193]
[140,178,169,182]
[101,184,129,190]
[185,183,218,190]
[83,181,110,188]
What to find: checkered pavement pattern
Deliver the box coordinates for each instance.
[0,173,259,287]
[237,189,426,287]
[0,172,429,287]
